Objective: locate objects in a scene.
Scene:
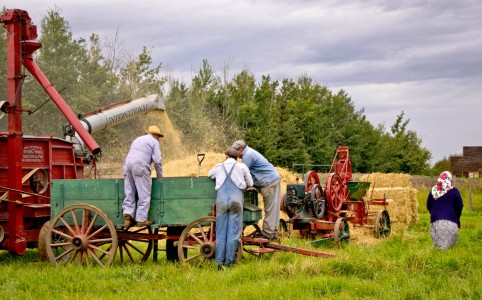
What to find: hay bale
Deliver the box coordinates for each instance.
[361,173,418,228]
[361,172,411,188]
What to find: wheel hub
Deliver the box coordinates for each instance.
[72,235,88,250]
[200,243,215,258]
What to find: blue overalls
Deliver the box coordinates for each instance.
[215,163,244,267]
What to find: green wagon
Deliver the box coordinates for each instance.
[42,177,334,267]
[41,177,263,266]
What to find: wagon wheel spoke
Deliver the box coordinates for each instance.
[188,231,205,245]
[88,224,109,240]
[84,250,91,267]
[59,217,77,237]
[53,246,75,262]
[98,244,112,261]
[117,226,153,264]
[120,243,134,262]
[84,214,99,236]
[81,209,87,234]
[196,223,209,242]
[68,249,79,264]
[46,204,118,267]
[71,210,80,235]
[197,257,206,267]
[185,253,202,262]
[87,248,105,267]
[51,228,73,241]
[89,244,113,255]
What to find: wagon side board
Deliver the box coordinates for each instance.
[50,177,262,227]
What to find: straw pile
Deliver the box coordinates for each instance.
[360,172,418,228]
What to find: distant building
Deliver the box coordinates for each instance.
[450,146,482,178]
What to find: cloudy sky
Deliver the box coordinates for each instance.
[4,0,482,164]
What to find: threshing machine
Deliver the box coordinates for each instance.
[0,9,164,256]
[1,9,335,265]
[281,146,391,244]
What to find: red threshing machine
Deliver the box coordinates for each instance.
[0,9,164,256]
[281,146,391,244]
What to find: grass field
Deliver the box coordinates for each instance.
[1,185,481,299]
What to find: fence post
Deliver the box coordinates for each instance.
[468,186,473,211]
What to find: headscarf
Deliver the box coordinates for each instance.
[431,171,453,200]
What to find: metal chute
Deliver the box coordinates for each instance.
[64,94,165,154]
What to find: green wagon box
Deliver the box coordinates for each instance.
[50,177,262,227]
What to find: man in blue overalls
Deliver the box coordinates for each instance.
[208,148,253,270]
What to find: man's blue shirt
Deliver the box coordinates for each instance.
[241,146,280,187]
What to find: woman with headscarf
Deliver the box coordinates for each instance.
[426,171,464,250]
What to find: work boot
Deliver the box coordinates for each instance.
[135,220,154,227]
[123,214,134,229]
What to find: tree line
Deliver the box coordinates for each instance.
[0,7,433,174]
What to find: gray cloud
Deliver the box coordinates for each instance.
[4,0,482,163]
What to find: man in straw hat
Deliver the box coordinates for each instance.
[208,148,253,270]
[231,140,281,241]
[122,125,164,229]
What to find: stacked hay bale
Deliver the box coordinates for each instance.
[360,173,418,228]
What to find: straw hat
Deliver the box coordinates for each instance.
[145,125,164,137]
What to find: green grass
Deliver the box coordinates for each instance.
[1,185,481,299]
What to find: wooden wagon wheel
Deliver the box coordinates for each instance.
[325,174,345,212]
[45,204,118,266]
[310,184,325,218]
[333,217,350,244]
[178,216,242,267]
[374,210,391,238]
[38,221,50,261]
[304,170,320,192]
[116,226,153,264]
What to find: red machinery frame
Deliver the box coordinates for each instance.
[282,146,390,242]
[0,9,101,255]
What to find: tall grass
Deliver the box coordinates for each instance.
[1,186,481,299]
